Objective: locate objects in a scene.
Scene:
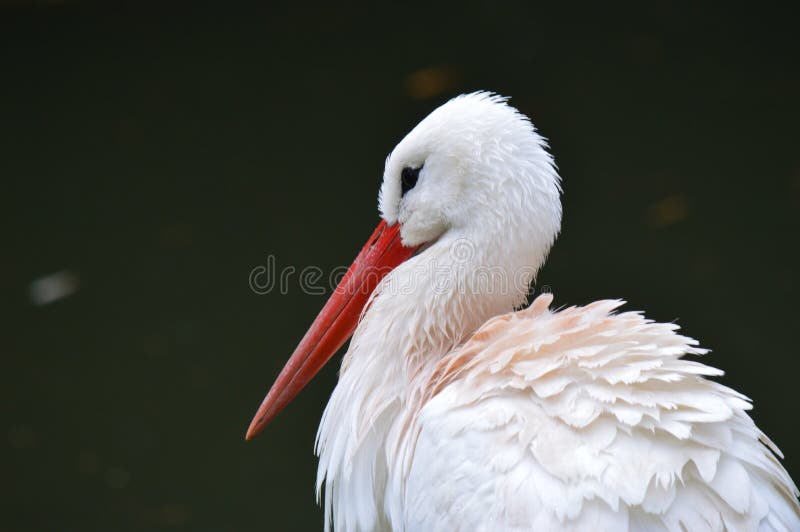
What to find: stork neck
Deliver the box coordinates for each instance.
[360,230,538,381]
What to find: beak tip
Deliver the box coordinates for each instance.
[246,403,277,441]
[245,417,263,441]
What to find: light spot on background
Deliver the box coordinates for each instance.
[646,195,689,228]
[28,270,79,306]
[160,503,190,526]
[405,66,459,100]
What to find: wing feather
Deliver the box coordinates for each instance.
[401,294,800,531]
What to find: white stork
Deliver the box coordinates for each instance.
[246,92,800,531]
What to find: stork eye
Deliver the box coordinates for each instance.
[401,166,422,196]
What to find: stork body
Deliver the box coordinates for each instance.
[248,93,800,531]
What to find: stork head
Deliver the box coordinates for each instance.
[379,92,561,254]
[246,92,562,439]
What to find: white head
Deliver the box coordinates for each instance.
[379,92,562,270]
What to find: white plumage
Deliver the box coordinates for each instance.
[399,295,799,531]
[253,93,800,531]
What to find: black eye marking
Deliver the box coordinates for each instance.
[401,165,422,196]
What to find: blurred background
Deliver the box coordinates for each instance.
[2,1,798,530]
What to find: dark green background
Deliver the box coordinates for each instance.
[3,2,798,530]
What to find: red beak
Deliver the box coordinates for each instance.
[245,220,418,440]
